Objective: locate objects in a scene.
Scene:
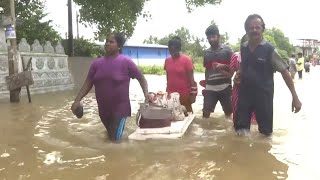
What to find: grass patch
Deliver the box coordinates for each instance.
[138,63,205,75]
[138,65,165,75]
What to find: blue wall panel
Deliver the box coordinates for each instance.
[123,46,169,60]
[122,47,138,59]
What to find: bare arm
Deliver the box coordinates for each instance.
[281,70,298,98]
[166,73,168,83]
[187,69,197,103]
[74,78,93,102]
[215,63,230,71]
[215,64,235,78]
[71,78,93,113]
[281,69,302,112]
[187,70,196,86]
[137,74,149,101]
[271,50,301,113]
[221,69,236,78]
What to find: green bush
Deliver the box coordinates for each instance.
[192,56,203,64]
[138,63,204,75]
[194,63,205,73]
[138,65,165,75]
[277,49,289,61]
[62,38,105,57]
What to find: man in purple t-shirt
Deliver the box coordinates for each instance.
[71,33,148,142]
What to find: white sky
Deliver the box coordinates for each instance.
[44,0,320,45]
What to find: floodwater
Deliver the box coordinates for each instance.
[0,62,320,180]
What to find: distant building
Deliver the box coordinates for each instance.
[95,42,169,66]
[296,39,319,56]
[122,43,169,66]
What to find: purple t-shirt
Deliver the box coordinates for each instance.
[87,55,142,119]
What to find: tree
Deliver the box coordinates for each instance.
[73,0,222,39]
[143,26,206,63]
[15,0,61,45]
[220,32,229,44]
[62,37,104,57]
[264,28,295,59]
[143,35,159,44]
[185,0,222,12]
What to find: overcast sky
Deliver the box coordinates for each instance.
[45,0,320,45]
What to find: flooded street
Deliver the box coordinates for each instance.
[0,63,320,180]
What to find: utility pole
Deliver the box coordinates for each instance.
[76,10,79,39]
[5,0,20,102]
[67,0,74,56]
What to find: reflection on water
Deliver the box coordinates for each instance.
[0,65,320,179]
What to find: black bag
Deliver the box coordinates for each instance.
[136,103,173,128]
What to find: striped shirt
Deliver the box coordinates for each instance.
[203,44,233,91]
[230,52,256,123]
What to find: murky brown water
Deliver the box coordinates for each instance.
[0,60,319,180]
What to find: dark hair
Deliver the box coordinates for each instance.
[205,25,220,36]
[298,52,303,56]
[112,32,126,53]
[244,14,265,32]
[168,36,182,51]
[291,54,296,58]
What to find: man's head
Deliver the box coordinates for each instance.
[291,54,296,58]
[205,25,220,47]
[244,14,265,42]
[298,52,303,58]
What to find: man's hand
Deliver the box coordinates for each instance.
[233,70,241,85]
[212,62,224,71]
[292,97,302,113]
[212,62,218,70]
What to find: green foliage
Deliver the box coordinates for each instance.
[263,34,277,47]
[143,26,206,65]
[192,55,203,64]
[62,38,104,57]
[194,63,205,73]
[185,0,222,12]
[15,0,61,45]
[264,28,295,59]
[138,63,204,75]
[73,0,222,39]
[138,65,165,75]
[277,49,289,62]
[230,41,241,52]
[208,20,229,44]
[73,0,149,40]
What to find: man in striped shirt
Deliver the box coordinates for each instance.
[202,25,233,119]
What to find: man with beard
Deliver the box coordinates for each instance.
[235,14,302,136]
[202,25,233,119]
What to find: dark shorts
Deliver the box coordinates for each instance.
[235,87,273,135]
[203,85,232,115]
[100,117,127,141]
